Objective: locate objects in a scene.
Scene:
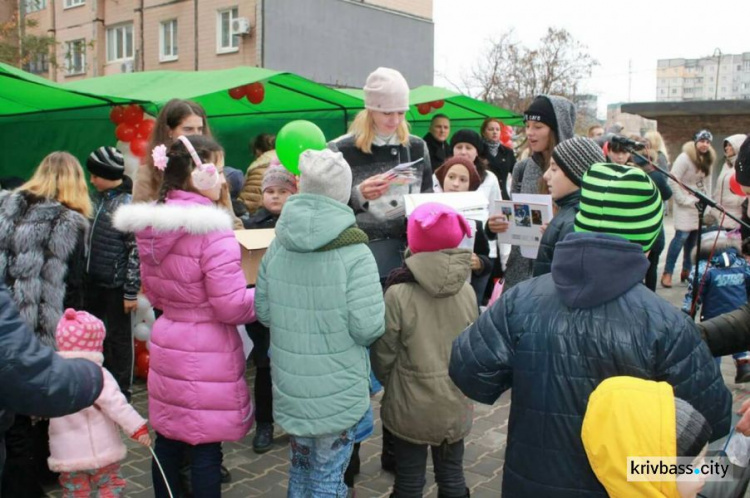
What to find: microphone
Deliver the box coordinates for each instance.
[609,135,646,150]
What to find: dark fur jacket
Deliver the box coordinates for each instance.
[0,190,87,347]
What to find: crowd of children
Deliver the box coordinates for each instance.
[2,62,750,498]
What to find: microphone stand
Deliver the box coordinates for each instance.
[624,146,750,318]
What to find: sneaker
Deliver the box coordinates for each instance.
[736,360,750,384]
[252,423,274,454]
[220,464,231,484]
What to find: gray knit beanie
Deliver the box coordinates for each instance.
[298,149,353,204]
[551,137,605,187]
[674,397,712,458]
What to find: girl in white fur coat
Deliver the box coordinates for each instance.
[48,309,150,497]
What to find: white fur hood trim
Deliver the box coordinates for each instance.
[113,202,233,235]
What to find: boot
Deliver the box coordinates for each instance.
[661,273,672,288]
[736,359,750,384]
[252,423,274,454]
[680,269,690,283]
[220,465,231,484]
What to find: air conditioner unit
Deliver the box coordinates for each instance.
[231,17,251,36]
[121,60,135,73]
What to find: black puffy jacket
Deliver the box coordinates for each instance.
[0,284,103,477]
[485,142,516,200]
[532,190,580,277]
[86,177,140,299]
[450,232,732,498]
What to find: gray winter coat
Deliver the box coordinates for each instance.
[0,191,88,347]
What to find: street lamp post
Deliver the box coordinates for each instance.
[713,48,722,100]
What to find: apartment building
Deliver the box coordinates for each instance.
[12,0,433,86]
[657,53,750,102]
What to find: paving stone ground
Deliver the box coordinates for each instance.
[43,218,750,497]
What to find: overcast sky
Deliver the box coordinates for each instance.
[433,0,748,119]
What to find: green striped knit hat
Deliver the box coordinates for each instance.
[574,163,663,251]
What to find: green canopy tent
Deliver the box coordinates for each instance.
[0,62,141,177]
[337,85,523,138]
[65,67,365,169]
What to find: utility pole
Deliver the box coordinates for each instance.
[628,59,632,102]
[713,48,722,100]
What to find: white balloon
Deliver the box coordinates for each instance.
[116,140,130,154]
[137,294,151,312]
[145,340,151,351]
[124,155,141,179]
[134,323,151,342]
[143,309,156,326]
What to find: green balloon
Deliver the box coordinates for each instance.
[276,120,327,175]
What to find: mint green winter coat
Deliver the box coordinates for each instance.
[255,194,385,437]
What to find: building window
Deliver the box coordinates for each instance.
[106,23,134,62]
[216,7,239,53]
[25,0,47,12]
[23,52,49,74]
[64,39,86,75]
[160,19,178,61]
[63,0,83,8]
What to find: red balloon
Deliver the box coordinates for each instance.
[135,120,155,140]
[134,339,147,357]
[417,103,431,115]
[730,172,748,197]
[130,138,149,157]
[115,123,135,142]
[110,106,126,124]
[431,100,445,109]
[228,86,246,99]
[123,104,144,125]
[245,82,265,104]
[136,351,150,379]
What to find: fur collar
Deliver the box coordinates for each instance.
[113,202,233,234]
[57,351,104,364]
[682,141,717,170]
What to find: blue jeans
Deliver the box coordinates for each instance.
[715,353,750,367]
[288,426,355,498]
[152,432,222,498]
[664,229,698,275]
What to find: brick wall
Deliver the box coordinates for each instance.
[656,115,750,165]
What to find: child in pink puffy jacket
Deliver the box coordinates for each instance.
[49,308,151,498]
[113,134,257,498]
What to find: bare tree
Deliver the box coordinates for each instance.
[0,10,56,72]
[465,27,598,116]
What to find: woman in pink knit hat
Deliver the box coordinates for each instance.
[49,309,151,498]
[372,203,476,498]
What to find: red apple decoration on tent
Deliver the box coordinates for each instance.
[417,103,431,115]
[246,82,265,104]
[431,100,445,109]
[229,86,246,99]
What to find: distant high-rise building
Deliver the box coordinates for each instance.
[656,53,750,102]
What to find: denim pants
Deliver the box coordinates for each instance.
[392,436,467,498]
[664,229,699,275]
[152,432,222,498]
[715,352,750,367]
[288,426,355,498]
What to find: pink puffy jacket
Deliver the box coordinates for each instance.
[114,190,256,444]
[48,352,146,472]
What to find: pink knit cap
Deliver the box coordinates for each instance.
[407,203,473,254]
[56,308,106,353]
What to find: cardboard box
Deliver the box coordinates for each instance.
[234,229,276,285]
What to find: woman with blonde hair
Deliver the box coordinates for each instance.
[0,151,91,497]
[329,67,432,278]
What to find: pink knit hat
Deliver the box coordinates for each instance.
[56,308,106,353]
[363,67,410,113]
[262,163,298,193]
[407,203,473,254]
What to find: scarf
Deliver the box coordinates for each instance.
[374,133,401,146]
[484,138,501,158]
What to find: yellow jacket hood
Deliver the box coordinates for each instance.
[582,376,680,498]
